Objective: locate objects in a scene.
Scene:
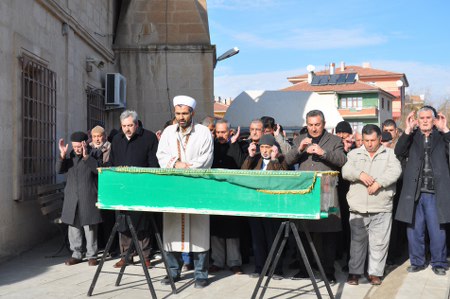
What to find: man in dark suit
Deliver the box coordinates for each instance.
[209,119,246,274]
[109,110,159,268]
[285,110,347,284]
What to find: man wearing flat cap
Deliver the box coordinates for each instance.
[241,133,287,279]
[157,95,214,289]
[335,120,354,153]
[57,131,102,266]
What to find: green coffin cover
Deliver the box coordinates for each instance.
[97,167,339,219]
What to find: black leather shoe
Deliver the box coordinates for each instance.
[160,275,180,285]
[272,273,284,280]
[325,273,336,285]
[291,270,309,280]
[194,279,209,289]
[406,265,426,273]
[432,267,446,276]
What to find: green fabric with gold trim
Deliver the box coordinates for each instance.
[97,167,339,219]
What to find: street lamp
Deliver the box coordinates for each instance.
[214,47,239,68]
[217,47,239,62]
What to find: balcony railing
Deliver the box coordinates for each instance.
[338,106,378,118]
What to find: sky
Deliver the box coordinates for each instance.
[208,0,450,106]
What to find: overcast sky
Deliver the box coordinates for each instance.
[208,0,450,106]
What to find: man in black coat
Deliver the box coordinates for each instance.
[109,110,160,268]
[58,131,102,266]
[209,119,246,274]
[395,106,450,275]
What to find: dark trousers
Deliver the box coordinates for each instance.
[119,233,151,258]
[248,217,283,274]
[165,251,209,280]
[407,193,448,268]
[296,232,337,276]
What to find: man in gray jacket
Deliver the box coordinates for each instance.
[342,124,401,286]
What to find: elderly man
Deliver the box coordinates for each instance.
[58,131,102,266]
[89,125,117,253]
[354,132,363,148]
[342,124,402,285]
[157,95,214,289]
[109,110,160,269]
[285,109,347,284]
[89,125,111,165]
[242,134,287,280]
[209,119,245,275]
[395,107,450,275]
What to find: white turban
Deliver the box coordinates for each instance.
[173,95,196,110]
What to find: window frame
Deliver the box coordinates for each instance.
[21,55,57,200]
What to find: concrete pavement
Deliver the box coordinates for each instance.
[0,237,449,299]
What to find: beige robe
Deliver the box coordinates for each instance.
[156,122,213,252]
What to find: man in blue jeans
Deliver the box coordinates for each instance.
[395,106,450,276]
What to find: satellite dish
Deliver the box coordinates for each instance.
[306,64,316,72]
[396,80,404,87]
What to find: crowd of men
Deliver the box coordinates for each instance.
[58,95,450,289]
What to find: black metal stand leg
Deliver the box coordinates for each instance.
[251,221,286,299]
[290,222,325,299]
[115,237,134,286]
[298,221,335,299]
[150,215,177,294]
[88,221,119,296]
[259,222,290,299]
[126,215,157,299]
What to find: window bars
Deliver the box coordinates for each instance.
[21,56,57,200]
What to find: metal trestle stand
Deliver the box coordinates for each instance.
[251,220,335,299]
[87,212,177,298]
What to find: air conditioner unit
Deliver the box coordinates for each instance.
[105,73,126,107]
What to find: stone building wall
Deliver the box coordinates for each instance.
[0,0,215,261]
[0,0,114,261]
[111,0,214,130]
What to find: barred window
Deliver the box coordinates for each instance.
[86,87,106,130]
[21,56,57,200]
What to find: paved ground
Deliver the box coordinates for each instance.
[0,237,449,299]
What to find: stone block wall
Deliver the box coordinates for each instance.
[0,0,114,261]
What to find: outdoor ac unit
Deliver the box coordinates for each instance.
[105,73,126,107]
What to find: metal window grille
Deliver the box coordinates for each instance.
[86,88,106,130]
[21,56,57,200]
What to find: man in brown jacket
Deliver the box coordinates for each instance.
[242,134,287,280]
[285,110,347,284]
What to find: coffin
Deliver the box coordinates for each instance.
[97,167,339,220]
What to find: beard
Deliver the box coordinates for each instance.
[261,152,271,159]
[216,137,227,144]
[179,119,192,129]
